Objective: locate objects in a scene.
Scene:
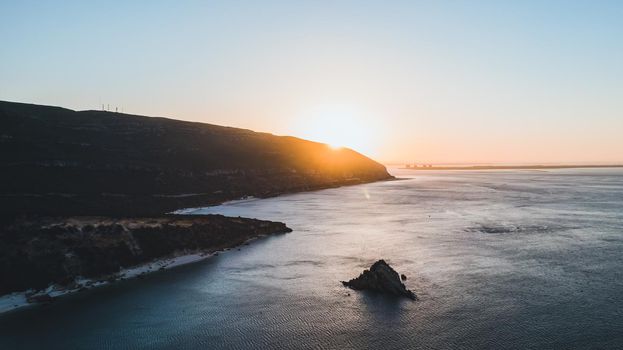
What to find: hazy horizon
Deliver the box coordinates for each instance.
[2,1,622,164]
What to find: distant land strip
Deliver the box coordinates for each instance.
[400,165,623,171]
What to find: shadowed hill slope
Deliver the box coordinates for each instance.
[0,101,392,218]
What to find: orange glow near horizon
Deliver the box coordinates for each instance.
[289,105,385,158]
[4,2,622,165]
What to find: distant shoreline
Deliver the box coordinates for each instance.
[400,165,623,171]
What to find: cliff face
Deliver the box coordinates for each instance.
[0,215,291,295]
[0,101,392,218]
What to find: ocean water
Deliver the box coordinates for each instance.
[2,168,623,349]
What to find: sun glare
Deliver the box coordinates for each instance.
[291,105,381,157]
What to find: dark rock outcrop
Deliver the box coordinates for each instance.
[342,260,416,300]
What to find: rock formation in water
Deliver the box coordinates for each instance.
[342,260,417,300]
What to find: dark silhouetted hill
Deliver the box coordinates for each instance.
[0,101,392,218]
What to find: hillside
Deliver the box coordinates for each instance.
[0,101,392,218]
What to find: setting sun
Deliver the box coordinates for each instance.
[3,1,623,348]
[290,105,382,157]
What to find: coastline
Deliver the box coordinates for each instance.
[400,164,623,171]
[0,252,213,314]
[0,177,396,316]
[0,232,276,315]
[0,215,291,315]
[174,177,400,215]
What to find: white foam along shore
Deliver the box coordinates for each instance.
[0,251,215,315]
[0,228,276,316]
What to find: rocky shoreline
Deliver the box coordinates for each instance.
[0,214,291,313]
[0,100,395,315]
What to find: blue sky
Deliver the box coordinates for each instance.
[1,1,622,163]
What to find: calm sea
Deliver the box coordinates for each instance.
[2,168,623,349]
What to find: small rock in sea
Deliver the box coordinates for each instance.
[401,274,407,281]
[342,260,417,300]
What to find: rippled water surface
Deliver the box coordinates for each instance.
[2,168,623,349]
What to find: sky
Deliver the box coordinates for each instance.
[1,0,622,164]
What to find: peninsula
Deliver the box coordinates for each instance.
[0,100,392,311]
[1,101,392,218]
